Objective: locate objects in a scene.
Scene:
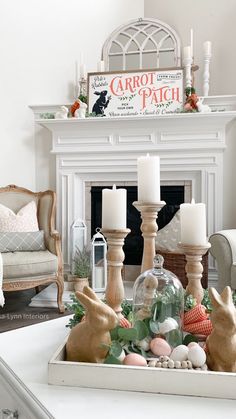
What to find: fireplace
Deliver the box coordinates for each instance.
[90,185,185,266]
[33,100,236,285]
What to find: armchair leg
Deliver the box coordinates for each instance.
[56,276,65,313]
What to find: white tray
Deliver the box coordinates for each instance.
[48,338,236,400]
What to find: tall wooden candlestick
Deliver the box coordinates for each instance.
[101,228,130,318]
[178,242,211,304]
[133,201,165,273]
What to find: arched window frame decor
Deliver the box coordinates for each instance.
[102,17,181,71]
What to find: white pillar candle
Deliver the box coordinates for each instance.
[97,60,105,72]
[183,46,192,60]
[203,41,212,56]
[137,154,160,202]
[180,199,207,245]
[190,28,194,58]
[102,185,127,229]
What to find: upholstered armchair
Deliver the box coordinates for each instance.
[209,230,236,292]
[0,185,64,313]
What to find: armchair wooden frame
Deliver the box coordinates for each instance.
[0,185,65,313]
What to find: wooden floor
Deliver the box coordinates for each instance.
[0,288,70,333]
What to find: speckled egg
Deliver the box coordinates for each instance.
[150,337,172,356]
[188,345,206,367]
[170,345,189,362]
[123,353,147,366]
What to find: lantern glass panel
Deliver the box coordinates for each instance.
[71,219,87,274]
[91,230,107,292]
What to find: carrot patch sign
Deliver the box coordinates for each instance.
[88,68,183,118]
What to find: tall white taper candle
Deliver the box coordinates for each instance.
[190,28,194,58]
[137,154,160,202]
[102,185,127,229]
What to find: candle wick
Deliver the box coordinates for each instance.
[191,198,195,204]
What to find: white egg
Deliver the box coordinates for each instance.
[159,317,178,334]
[170,345,189,362]
[188,345,206,367]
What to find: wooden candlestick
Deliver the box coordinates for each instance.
[133,201,166,273]
[101,228,130,318]
[178,242,211,304]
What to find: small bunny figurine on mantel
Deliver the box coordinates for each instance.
[206,286,236,372]
[66,286,118,363]
[74,99,87,118]
[55,105,68,119]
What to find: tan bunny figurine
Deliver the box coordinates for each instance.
[66,286,118,363]
[206,286,236,372]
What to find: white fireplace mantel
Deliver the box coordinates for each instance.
[31,98,236,279]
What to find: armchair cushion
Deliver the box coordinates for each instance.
[0,231,45,253]
[2,250,58,279]
[0,201,39,232]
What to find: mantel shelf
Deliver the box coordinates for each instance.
[36,110,236,126]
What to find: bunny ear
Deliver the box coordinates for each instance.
[221,286,232,304]
[83,285,101,302]
[75,290,95,310]
[209,287,222,308]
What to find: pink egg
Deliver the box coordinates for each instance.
[150,337,171,356]
[123,353,147,366]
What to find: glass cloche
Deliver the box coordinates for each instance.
[132,254,184,349]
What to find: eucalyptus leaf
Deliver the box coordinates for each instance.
[110,341,122,357]
[104,354,122,365]
[183,334,198,346]
[118,327,137,341]
[149,319,160,334]
[110,326,119,341]
[167,329,182,347]
[134,320,149,340]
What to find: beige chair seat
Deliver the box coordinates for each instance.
[2,250,58,280]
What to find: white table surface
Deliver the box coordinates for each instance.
[0,315,236,419]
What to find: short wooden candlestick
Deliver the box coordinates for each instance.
[178,242,211,304]
[101,228,130,318]
[133,201,166,273]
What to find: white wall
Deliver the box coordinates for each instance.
[145,0,236,228]
[145,0,236,96]
[0,0,144,191]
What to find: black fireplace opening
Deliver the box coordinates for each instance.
[91,186,184,265]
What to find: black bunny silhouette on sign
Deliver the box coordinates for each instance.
[92,90,111,116]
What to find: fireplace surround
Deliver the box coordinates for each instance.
[31,95,236,284]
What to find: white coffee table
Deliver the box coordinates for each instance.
[0,316,236,419]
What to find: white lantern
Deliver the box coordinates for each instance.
[91,229,107,292]
[70,219,87,274]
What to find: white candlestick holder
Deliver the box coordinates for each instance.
[178,242,211,304]
[79,77,87,97]
[203,53,212,97]
[101,228,130,318]
[183,56,193,89]
[133,201,166,273]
